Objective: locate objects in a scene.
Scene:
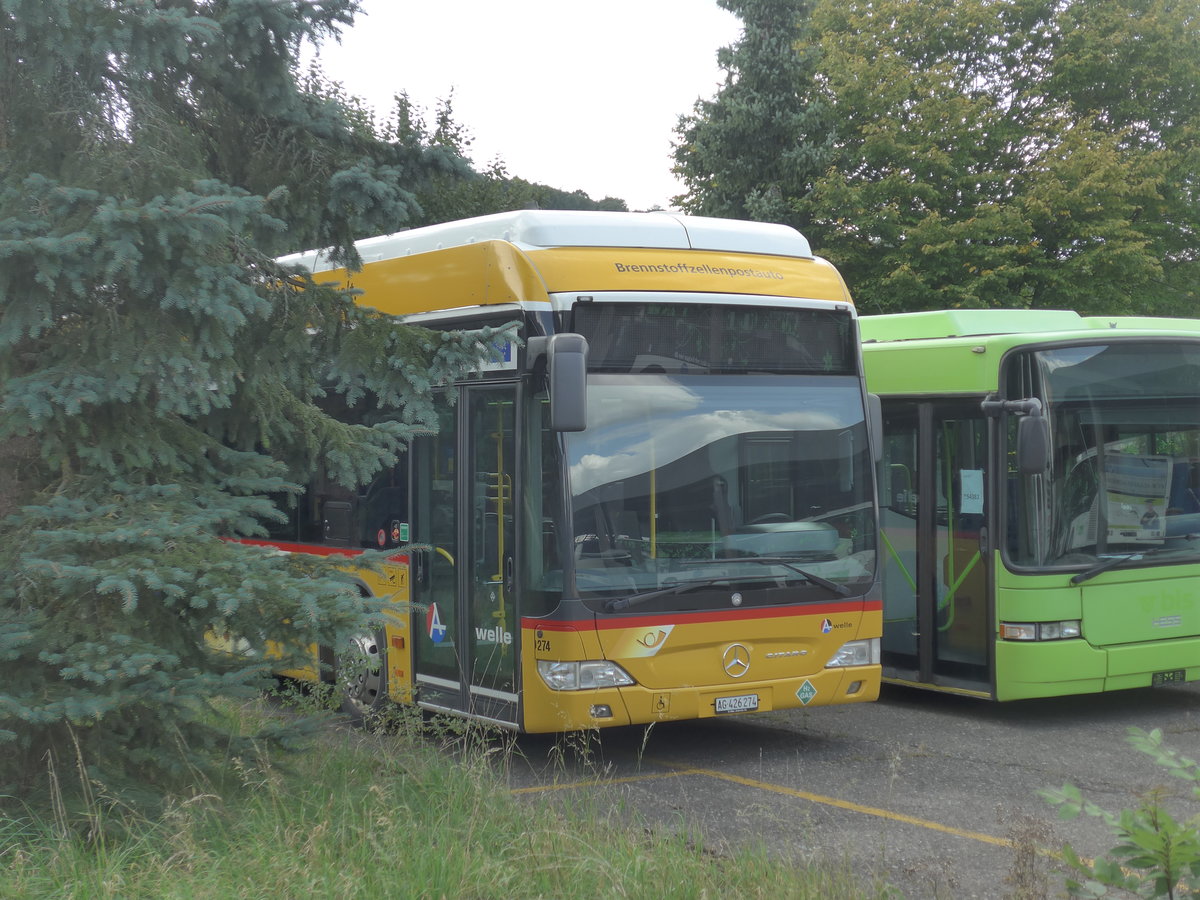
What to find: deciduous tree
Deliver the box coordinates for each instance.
[676,0,1198,315]
[802,0,1193,314]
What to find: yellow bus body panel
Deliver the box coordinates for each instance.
[524,247,853,301]
[242,558,415,700]
[304,242,853,316]
[520,603,881,732]
[317,241,551,315]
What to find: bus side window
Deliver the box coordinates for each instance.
[356,460,409,549]
[361,485,407,548]
[888,463,915,517]
[322,500,354,546]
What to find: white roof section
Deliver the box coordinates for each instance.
[280,210,813,273]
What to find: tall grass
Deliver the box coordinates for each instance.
[1,698,894,899]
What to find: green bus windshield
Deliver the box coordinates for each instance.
[1005,341,1200,569]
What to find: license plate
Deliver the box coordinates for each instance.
[1152,669,1187,686]
[714,693,759,714]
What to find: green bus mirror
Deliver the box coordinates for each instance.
[1017,407,1049,474]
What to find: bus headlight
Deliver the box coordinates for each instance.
[1001,620,1081,641]
[537,660,635,691]
[825,638,880,668]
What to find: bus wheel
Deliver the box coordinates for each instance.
[337,630,388,724]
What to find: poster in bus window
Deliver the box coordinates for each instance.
[1103,453,1170,544]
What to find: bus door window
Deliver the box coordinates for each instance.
[520,396,565,618]
[933,409,989,683]
[879,401,990,687]
[467,388,517,704]
[412,399,462,707]
[879,403,920,673]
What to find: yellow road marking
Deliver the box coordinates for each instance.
[511,759,1078,866]
[511,760,1017,850]
[654,762,1015,848]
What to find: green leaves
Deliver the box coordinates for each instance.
[0,0,500,805]
[1041,727,1200,898]
[677,0,1199,315]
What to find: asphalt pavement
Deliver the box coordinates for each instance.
[504,681,1200,898]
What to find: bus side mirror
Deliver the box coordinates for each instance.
[1017,410,1049,474]
[528,334,589,432]
[982,395,1048,475]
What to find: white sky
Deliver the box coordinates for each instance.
[311,1,743,212]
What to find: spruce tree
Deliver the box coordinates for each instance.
[0,0,507,802]
[671,0,832,226]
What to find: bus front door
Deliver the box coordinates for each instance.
[880,401,992,694]
[464,387,518,724]
[412,386,519,726]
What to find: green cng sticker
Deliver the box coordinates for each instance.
[796,681,818,705]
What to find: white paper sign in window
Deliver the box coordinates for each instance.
[960,469,984,515]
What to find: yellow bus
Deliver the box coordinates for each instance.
[256,210,881,731]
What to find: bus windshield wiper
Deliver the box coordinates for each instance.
[1070,552,1144,585]
[684,556,851,597]
[753,557,852,596]
[603,578,731,613]
[1069,537,1199,585]
[603,559,853,613]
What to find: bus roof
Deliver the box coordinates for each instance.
[860,309,1200,344]
[282,210,815,274]
[859,309,1086,342]
[861,309,1200,395]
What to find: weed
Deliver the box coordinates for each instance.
[1041,726,1200,898]
[1002,811,1057,900]
[4,698,903,898]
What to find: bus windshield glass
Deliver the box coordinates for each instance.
[1006,341,1200,569]
[565,373,876,613]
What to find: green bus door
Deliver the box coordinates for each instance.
[879,401,992,693]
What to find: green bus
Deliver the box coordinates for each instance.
[861,309,1200,700]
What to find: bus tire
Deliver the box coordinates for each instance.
[336,629,388,725]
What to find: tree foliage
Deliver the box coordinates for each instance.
[369,89,628,222]
[672,0,831,225]
[674,0,1199,315]
[0,0,510,803]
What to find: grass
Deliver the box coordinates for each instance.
[0,697,897,899]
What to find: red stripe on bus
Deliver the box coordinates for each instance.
[231,538,408,563]
[522,599,880,632]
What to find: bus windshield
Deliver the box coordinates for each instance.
[1007,341,1200,569]
[564,373,876,613]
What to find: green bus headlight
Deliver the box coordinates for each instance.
[1000,620,1081,641]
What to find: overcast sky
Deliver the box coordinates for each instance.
[311,1,743,211]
